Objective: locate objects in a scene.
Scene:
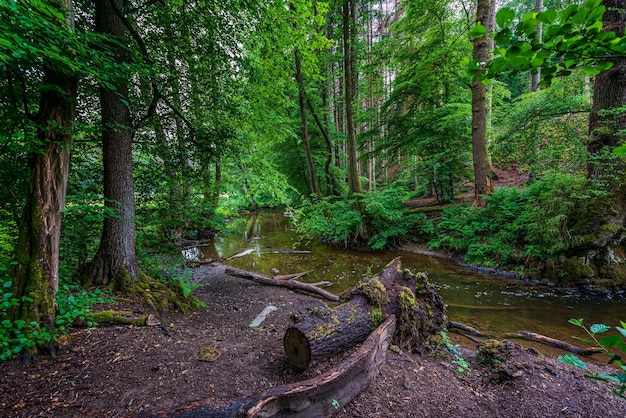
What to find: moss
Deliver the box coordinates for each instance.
[399,287,417,311]
[562,257,594,283]
[354,274,389,309]
[369,306,384,328]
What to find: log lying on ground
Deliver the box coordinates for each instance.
[225,267,340,302]
[159,316,396,418]
[284,257,446,370]
[515,331,604,356]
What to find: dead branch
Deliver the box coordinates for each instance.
[447,321,483,336]
[225,267,339,302]
[514,331,604,356]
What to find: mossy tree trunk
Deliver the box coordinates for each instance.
[566,1,626,288]
[471,0,492,207]
[10,1,78,336]
[86,0,140,290]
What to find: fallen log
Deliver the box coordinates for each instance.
[225,267,340,302]
[283,257,446,370]
[514,331,604,356]
[159,316,396,418]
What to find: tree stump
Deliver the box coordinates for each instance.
[283,257,446,369]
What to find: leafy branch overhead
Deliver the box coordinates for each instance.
[468,0,626,84]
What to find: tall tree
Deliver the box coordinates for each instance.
[530,0,544,92]
[9,0,78,337]
[471,0,492,206]
[295,47,323,199]
[87,0,140,288]
[585,0,626,249]
[343,0,361,196]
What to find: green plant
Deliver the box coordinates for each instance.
[558,318,626,398]
[1,279,114,361]
[295,187,433,250]
[440,328,471,375]
[173,269,200,299]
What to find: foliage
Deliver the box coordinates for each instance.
[492,74,590,171]
[558,318,626,398]
[295,187,433,250]
[430,173,589,266]
[478,0,625,85]
[440,328,471,375]
[0,279,113,361]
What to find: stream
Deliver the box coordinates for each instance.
[192,210,624,353]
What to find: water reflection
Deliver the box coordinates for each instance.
[197,211,624,345]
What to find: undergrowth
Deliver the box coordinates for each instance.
[0,279,114,361]
[429,173,590,267]
[295,187,434,249]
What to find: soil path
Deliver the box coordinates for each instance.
[1,264,624,417]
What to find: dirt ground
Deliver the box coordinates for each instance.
[1,262,625,418]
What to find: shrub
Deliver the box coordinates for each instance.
[429,173,589,266]
[295,187,433,250]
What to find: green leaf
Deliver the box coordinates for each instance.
[537,9,557,24]
[559,353,588,370]
[583,65,603,76]
[496,8,516,28]
[599,335,621,348]
[3,281,12,288]
[470,23,487,38]
[616,326,626,338]
[572,336,595,344]
[590,323,610,334]
[569,318,584,327]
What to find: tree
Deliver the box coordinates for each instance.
[483,0,626,283]
[343,0,362,197]
[86,0,140,289]
[471,0,493,206]
[8,0,78,342]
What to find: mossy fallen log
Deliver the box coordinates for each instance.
[283,257,446,370]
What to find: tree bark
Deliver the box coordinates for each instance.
[10,0,78,336]
[471,0,492,207]
[87,0,140,288]
[529,0,543,92]
[283,257,446,369]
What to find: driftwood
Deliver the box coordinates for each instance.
[273,271,312,281]
[283,257,446,370]
[514,331,604,356]
[160,316,396,418]
[225,267,340,302]
[447,320,482,336]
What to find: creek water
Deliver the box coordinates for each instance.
[196,210,624,351]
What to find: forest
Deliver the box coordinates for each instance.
[1,0,626,416]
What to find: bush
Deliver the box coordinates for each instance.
[295,187,433,250]
[429,173,589,266]
[0,279,114,361]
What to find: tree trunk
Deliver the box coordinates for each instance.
[529,0,543,92]
[343,0,361,197]
[295,48,323,199]
[87,0,140,289]
[471,0,492,207]
[10,1,77,338]
[283,257,446,370]
[565,0,626,288]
